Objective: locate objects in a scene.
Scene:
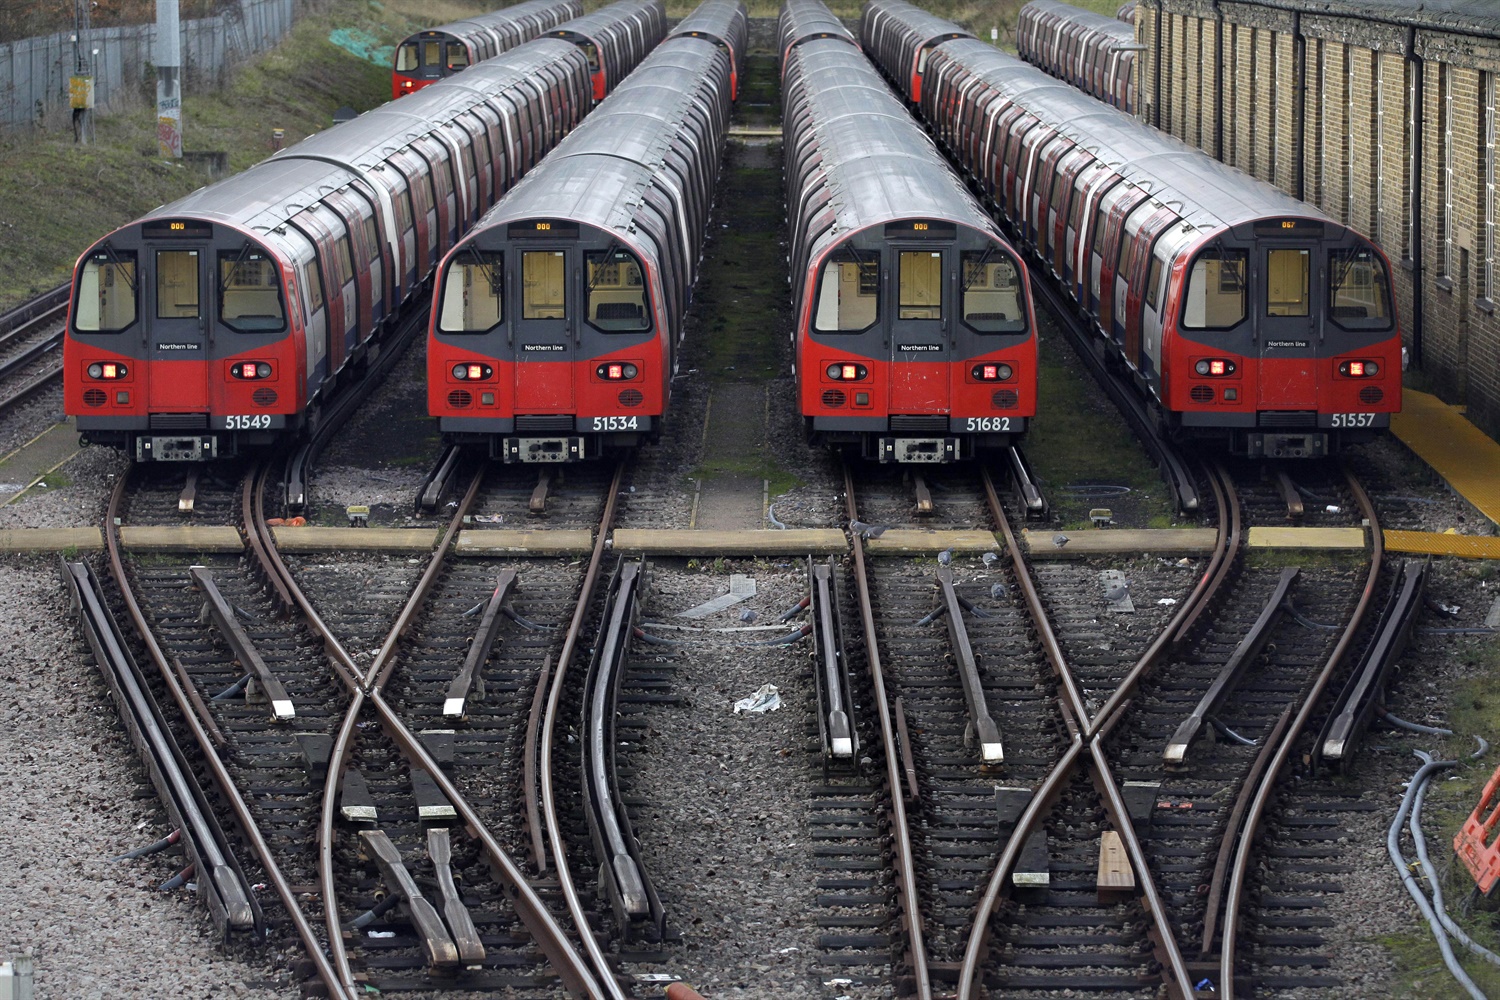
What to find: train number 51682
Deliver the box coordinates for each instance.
[965,417,1013,432]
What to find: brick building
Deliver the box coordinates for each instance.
[1133,0,1500,438]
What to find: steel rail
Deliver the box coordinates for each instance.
[842,462,933,1000]
[105,467,352,1000]
[243,460,606,998]
[538,457,631,1000]
[958,464,1214,999]
[1213,467,1384,998]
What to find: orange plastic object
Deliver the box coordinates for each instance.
[665,985,707,1000]
[1454,762,1500,894]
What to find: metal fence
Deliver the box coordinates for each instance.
[0,0,296,131]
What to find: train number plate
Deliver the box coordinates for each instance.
[964,417,1014,432]
[591,415,640,431]
[223,414,274,430]
[1329,413,1377,428]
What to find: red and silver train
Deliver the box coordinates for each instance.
[1016,0,1137,115]
[65,1,665,463]
[427,1,743,462]
[668,0,750,101]
[782,0,1037,463]
[862,0,1401,458]
[391,0,581,100]
[543,0,670,102]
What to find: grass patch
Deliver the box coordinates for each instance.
[1022,324,1178,528]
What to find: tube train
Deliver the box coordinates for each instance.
[783,0,1037,463]
[1016,0,1137,114]
[861,0,1401,458]
[65,1,665,463]
[391,0,581,100]
[668,0,749,101]
[427,0,743,462]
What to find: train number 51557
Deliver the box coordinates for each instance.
[1330,413,1376,428]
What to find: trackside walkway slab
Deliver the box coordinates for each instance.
[1393,389,1500,530]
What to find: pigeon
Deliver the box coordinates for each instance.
[981,551,998,572]
[1052,533,1070,548]
[937,548,953,566]
[1104,580,1130,603]
[849,519,889,539]
[739,608,758,623]
[990,582,1009,600]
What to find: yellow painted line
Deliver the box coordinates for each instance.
[1393,389,1500,526]
[1384,530,1500,560]
[456,529,594,556]
[610,528,846,555]
[865,529,1002,555]
[0,527,103,552]
[120,525,244,552]
[1020,527,1219,557]
[273,526,439,552]
[1246,526,1368,549]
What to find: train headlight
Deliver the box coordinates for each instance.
[971,363,1014,381]
[230,361,273,380]
[1338,360,1379,377]
[1194,358,1237,377]
[825,362,868,381]
[452,363,493,380]
[596,362,639,380]
[87,361,129,380]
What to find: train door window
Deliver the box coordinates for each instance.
[438,250,503,333]
[813,248,879,332]
[1327,247,1393,329]
[218,250,285,332]
[586,249,651,332]
[1145,254,1164,311]
[962,251,1026,333]
[396,43,419,73]
[156,250,200,318]
[75,251,137,332]
[581,41,600,72]
[335,237,353,286]
[445,43,469,71]
[1265,248,1309,316]
[304,263,324,313]
[363,217,379,263]
[899,252,943,320]
[422,40,441,70]
[522,251,566,319]
[1183,248,1246,328]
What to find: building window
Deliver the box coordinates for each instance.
[1484,71,1496,301]
[1442,63,1455,279]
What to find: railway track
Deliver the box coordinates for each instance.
[0,284,67,416]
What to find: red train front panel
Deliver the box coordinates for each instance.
[1152,223,1403,457]
[797,222,1036,462]
[65,222,308,461]
[428,225,668,461]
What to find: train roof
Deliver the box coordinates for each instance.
[778,0,858,57]
[1022,0,1134,45]
[113,37,589,243]
[467,36,728,238]
[786,40,1002,246]
[547,0,664,41]
[398,0,582,42]
[860,0,970,44]
[668,0,749,47]
[933,37,1335,234]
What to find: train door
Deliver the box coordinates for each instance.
[1256,243,1318,409]
[512,244,575,412]
[145,235,210,412]
[888,241,949,413]
[1123,208,1178,369]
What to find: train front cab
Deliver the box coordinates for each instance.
[393,31,474,99]
[801,221,1033,462]
[430,220,667,462]
[67,222,303,461]
[1162,220,1402,458]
